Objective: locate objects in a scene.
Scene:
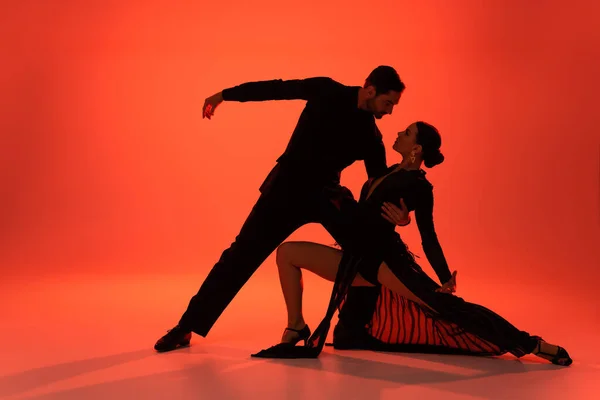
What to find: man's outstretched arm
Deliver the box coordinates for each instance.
[203,77,337,119]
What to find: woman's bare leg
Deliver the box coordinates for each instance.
[276,241,373,343]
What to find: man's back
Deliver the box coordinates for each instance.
[221,77,387,190]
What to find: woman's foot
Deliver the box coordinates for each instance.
[281,323,311,346]
[532,338,573,366]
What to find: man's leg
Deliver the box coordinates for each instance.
[317,185,381,349]
[155,191,307,351]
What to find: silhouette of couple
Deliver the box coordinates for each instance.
[153,66,571,366]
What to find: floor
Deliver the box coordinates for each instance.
[1,271,597,399]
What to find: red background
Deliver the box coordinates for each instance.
[1,1,598,308]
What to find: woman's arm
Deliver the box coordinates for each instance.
[414,188,453,285]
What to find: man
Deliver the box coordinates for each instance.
[155,66,410,352]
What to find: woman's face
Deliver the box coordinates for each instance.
[392,122,419,155]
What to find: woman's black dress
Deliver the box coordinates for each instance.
[253,165,538,358]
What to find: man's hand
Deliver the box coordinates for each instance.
[436,271,457,294]
[381,199,410,226]
[203,92,224,120]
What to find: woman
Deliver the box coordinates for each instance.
[252,121,572,366]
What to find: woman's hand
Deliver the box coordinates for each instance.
[381,200,410,226]
[436,271,457,294]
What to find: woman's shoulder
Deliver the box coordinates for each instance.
[416,172,434,198]
[392,167,431,184]
[396,169,433,197]
[416,170,433,189]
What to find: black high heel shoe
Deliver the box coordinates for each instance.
[533,337,573,367]
[251,325,316,358]
[281,325,311,346]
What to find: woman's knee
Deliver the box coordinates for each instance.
[276,241,301,268]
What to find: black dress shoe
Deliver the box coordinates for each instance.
[154,325,192,352]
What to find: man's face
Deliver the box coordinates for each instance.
[366,88,401,119]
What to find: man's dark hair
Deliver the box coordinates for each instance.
[364,66,405,95]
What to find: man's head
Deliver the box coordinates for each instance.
[362,66,405,119]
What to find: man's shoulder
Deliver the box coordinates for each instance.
[307,76,341,84]
[302,77,356,104]
[305,76,347,90]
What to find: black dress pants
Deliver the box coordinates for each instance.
[178,183,357,336]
